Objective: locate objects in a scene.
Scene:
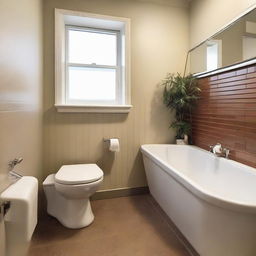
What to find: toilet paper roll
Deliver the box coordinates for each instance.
[109,139,120,152]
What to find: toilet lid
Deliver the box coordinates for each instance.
[55,164,104,185]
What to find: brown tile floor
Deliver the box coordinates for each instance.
[28,195,191,256]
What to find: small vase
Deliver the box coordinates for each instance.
[184,134,188,144]
[176,139,185,145]
[176,135,188,145]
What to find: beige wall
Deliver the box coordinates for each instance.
[0,0,43,193]
[43,0,189,190]
[0,0,43,254]
[189,42,207,73]
[189,0,256,48]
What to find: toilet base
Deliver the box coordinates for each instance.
[43,173,103,229]
[48,195,94,229]
[44,181,95,229]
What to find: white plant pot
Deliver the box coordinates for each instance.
[176,139,187,145]
[176,134,188,145]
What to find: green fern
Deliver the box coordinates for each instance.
[161,73,201,140]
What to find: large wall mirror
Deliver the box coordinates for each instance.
[190,7,256,75]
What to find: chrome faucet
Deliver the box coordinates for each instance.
[209,143,230,158]
[8,157,23,170]
[8,158,23,179]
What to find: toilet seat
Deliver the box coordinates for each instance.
[55,164,104,185]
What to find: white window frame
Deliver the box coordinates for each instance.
[55,9,132,113]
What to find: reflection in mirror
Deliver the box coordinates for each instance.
[190,8,256,75]
[206,40,222,71]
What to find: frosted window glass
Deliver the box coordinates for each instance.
[68,29,117,65]
[68,67,116,101]
[243,36,256,60]
[207,44,218,71]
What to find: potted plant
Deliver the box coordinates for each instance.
[161,73,200,144]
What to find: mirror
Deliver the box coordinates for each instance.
[190,8,256,75]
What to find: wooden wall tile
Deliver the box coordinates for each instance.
[192,65,256,168]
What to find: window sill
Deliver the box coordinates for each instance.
[55,104,132,113]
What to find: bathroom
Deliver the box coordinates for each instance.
[0,0,256,255]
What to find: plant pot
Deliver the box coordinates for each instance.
[176,139,187,145]
[176,135,188,145]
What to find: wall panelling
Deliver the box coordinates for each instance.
[192,65,256,168]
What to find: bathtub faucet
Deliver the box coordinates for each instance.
[209,143,230,158]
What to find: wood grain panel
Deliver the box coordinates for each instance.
[192,65,256,168]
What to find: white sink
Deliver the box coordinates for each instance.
[0,176,38,256]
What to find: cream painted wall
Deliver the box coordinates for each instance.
[190,42,207,73]
[0,0,43,193]
[43,0,189,190]
[0,0,43,254]
[189,0,256,48]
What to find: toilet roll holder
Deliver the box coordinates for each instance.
[0,158,24,217]
[0,201,10,217]
[103,138,119,142]
[103,138,120,152]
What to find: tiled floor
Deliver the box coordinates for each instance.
[28,195,191,256]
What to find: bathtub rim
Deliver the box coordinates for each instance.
[141,144,256,214]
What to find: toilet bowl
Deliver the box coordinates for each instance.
[43,164,103,229]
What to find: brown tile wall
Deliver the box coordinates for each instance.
[192,65,256,168]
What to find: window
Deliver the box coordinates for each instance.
[66,27,120,104]
[243,36,256,60]
[55,9,131,113]
[206,40,222,72]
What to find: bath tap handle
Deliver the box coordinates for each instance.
[223,148,230,159]
[212,143,222,154]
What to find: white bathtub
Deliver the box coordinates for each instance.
[141,144,256,256]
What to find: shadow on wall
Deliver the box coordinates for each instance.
[96,142,116,176]
[150,84,176,144]
[43,107,129,125]
[128,151,146,188]
[0,67,42,187]
[127,83,176,188]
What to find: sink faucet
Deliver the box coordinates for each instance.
[8,158,23,179]
[209,143,230,158]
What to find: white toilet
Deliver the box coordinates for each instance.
[43,164,104,229]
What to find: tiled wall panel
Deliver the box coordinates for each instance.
[192,65,256,168]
